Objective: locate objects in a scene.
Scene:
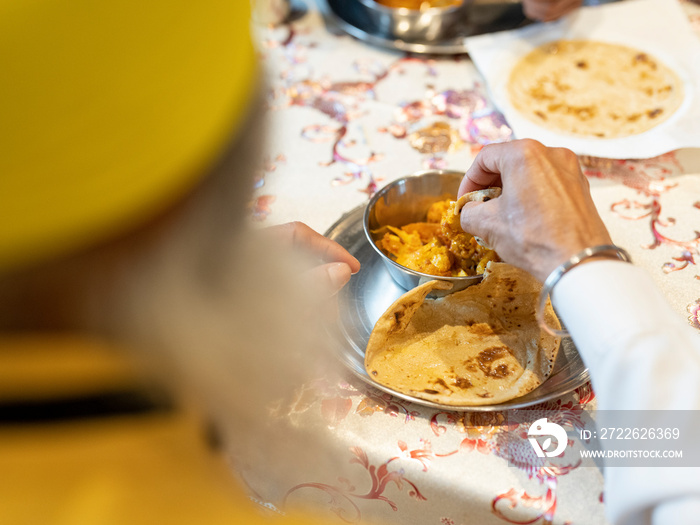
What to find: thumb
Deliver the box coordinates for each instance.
[302,262,353,298]
[459,200,497,247]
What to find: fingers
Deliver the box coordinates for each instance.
[458,146,504,196]
[461,140,579,190]
[458,199,498,248]
[459,140,544,196]
[265,222,360,296]
[268,222,361,273]
[303,262,353,297]
[461,146,505,187]
[523,0,582,21]
[458,169,501,197]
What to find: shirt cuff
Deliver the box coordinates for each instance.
[550,260,682,371]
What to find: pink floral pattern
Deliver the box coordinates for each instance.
[259,15,700,325]
[249,153,286,220]
[247,3,700,524]
[275,377,596,524]
[355,389,421,423]
[284,445,427,523]
[581,154,700,323]
[258,26,510,201]
[688,299,700,329]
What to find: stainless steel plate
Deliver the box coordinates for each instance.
[324,204,590,411]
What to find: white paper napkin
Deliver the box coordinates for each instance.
[465,0,700,159]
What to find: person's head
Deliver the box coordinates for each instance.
[0,0,340,486]
[0,0,258,285]
[0,0,266,333]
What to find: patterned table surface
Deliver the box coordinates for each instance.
[237,2,700,523]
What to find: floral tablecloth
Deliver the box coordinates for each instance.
[237,1,700,523]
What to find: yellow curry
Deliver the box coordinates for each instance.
[377,199,499,277]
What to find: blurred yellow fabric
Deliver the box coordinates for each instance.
[0,335,324,525]
[0,0,332,521]
[0,0,256,273]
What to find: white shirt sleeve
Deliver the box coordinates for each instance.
[551,260,700,525]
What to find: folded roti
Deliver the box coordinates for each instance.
[507,40,685,138]
[365,262,561,406]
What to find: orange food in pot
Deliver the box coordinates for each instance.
[377,199,499,277]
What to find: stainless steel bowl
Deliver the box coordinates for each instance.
[363,169,483,295]
[328,0,471,44]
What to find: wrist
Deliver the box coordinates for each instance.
[537,244,633,337]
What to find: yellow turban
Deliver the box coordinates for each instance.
[0,0,257,273]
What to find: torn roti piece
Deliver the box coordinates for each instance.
[365,262,561,406]
[454,187,502,214]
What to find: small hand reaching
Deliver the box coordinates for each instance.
[265,221,361,296]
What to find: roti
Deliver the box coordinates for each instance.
[454,187,502,215]
[364,262,561,406]
[507,40,685,138]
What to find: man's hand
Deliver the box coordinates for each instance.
[522,0,583,21]
[458,139,612,282]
